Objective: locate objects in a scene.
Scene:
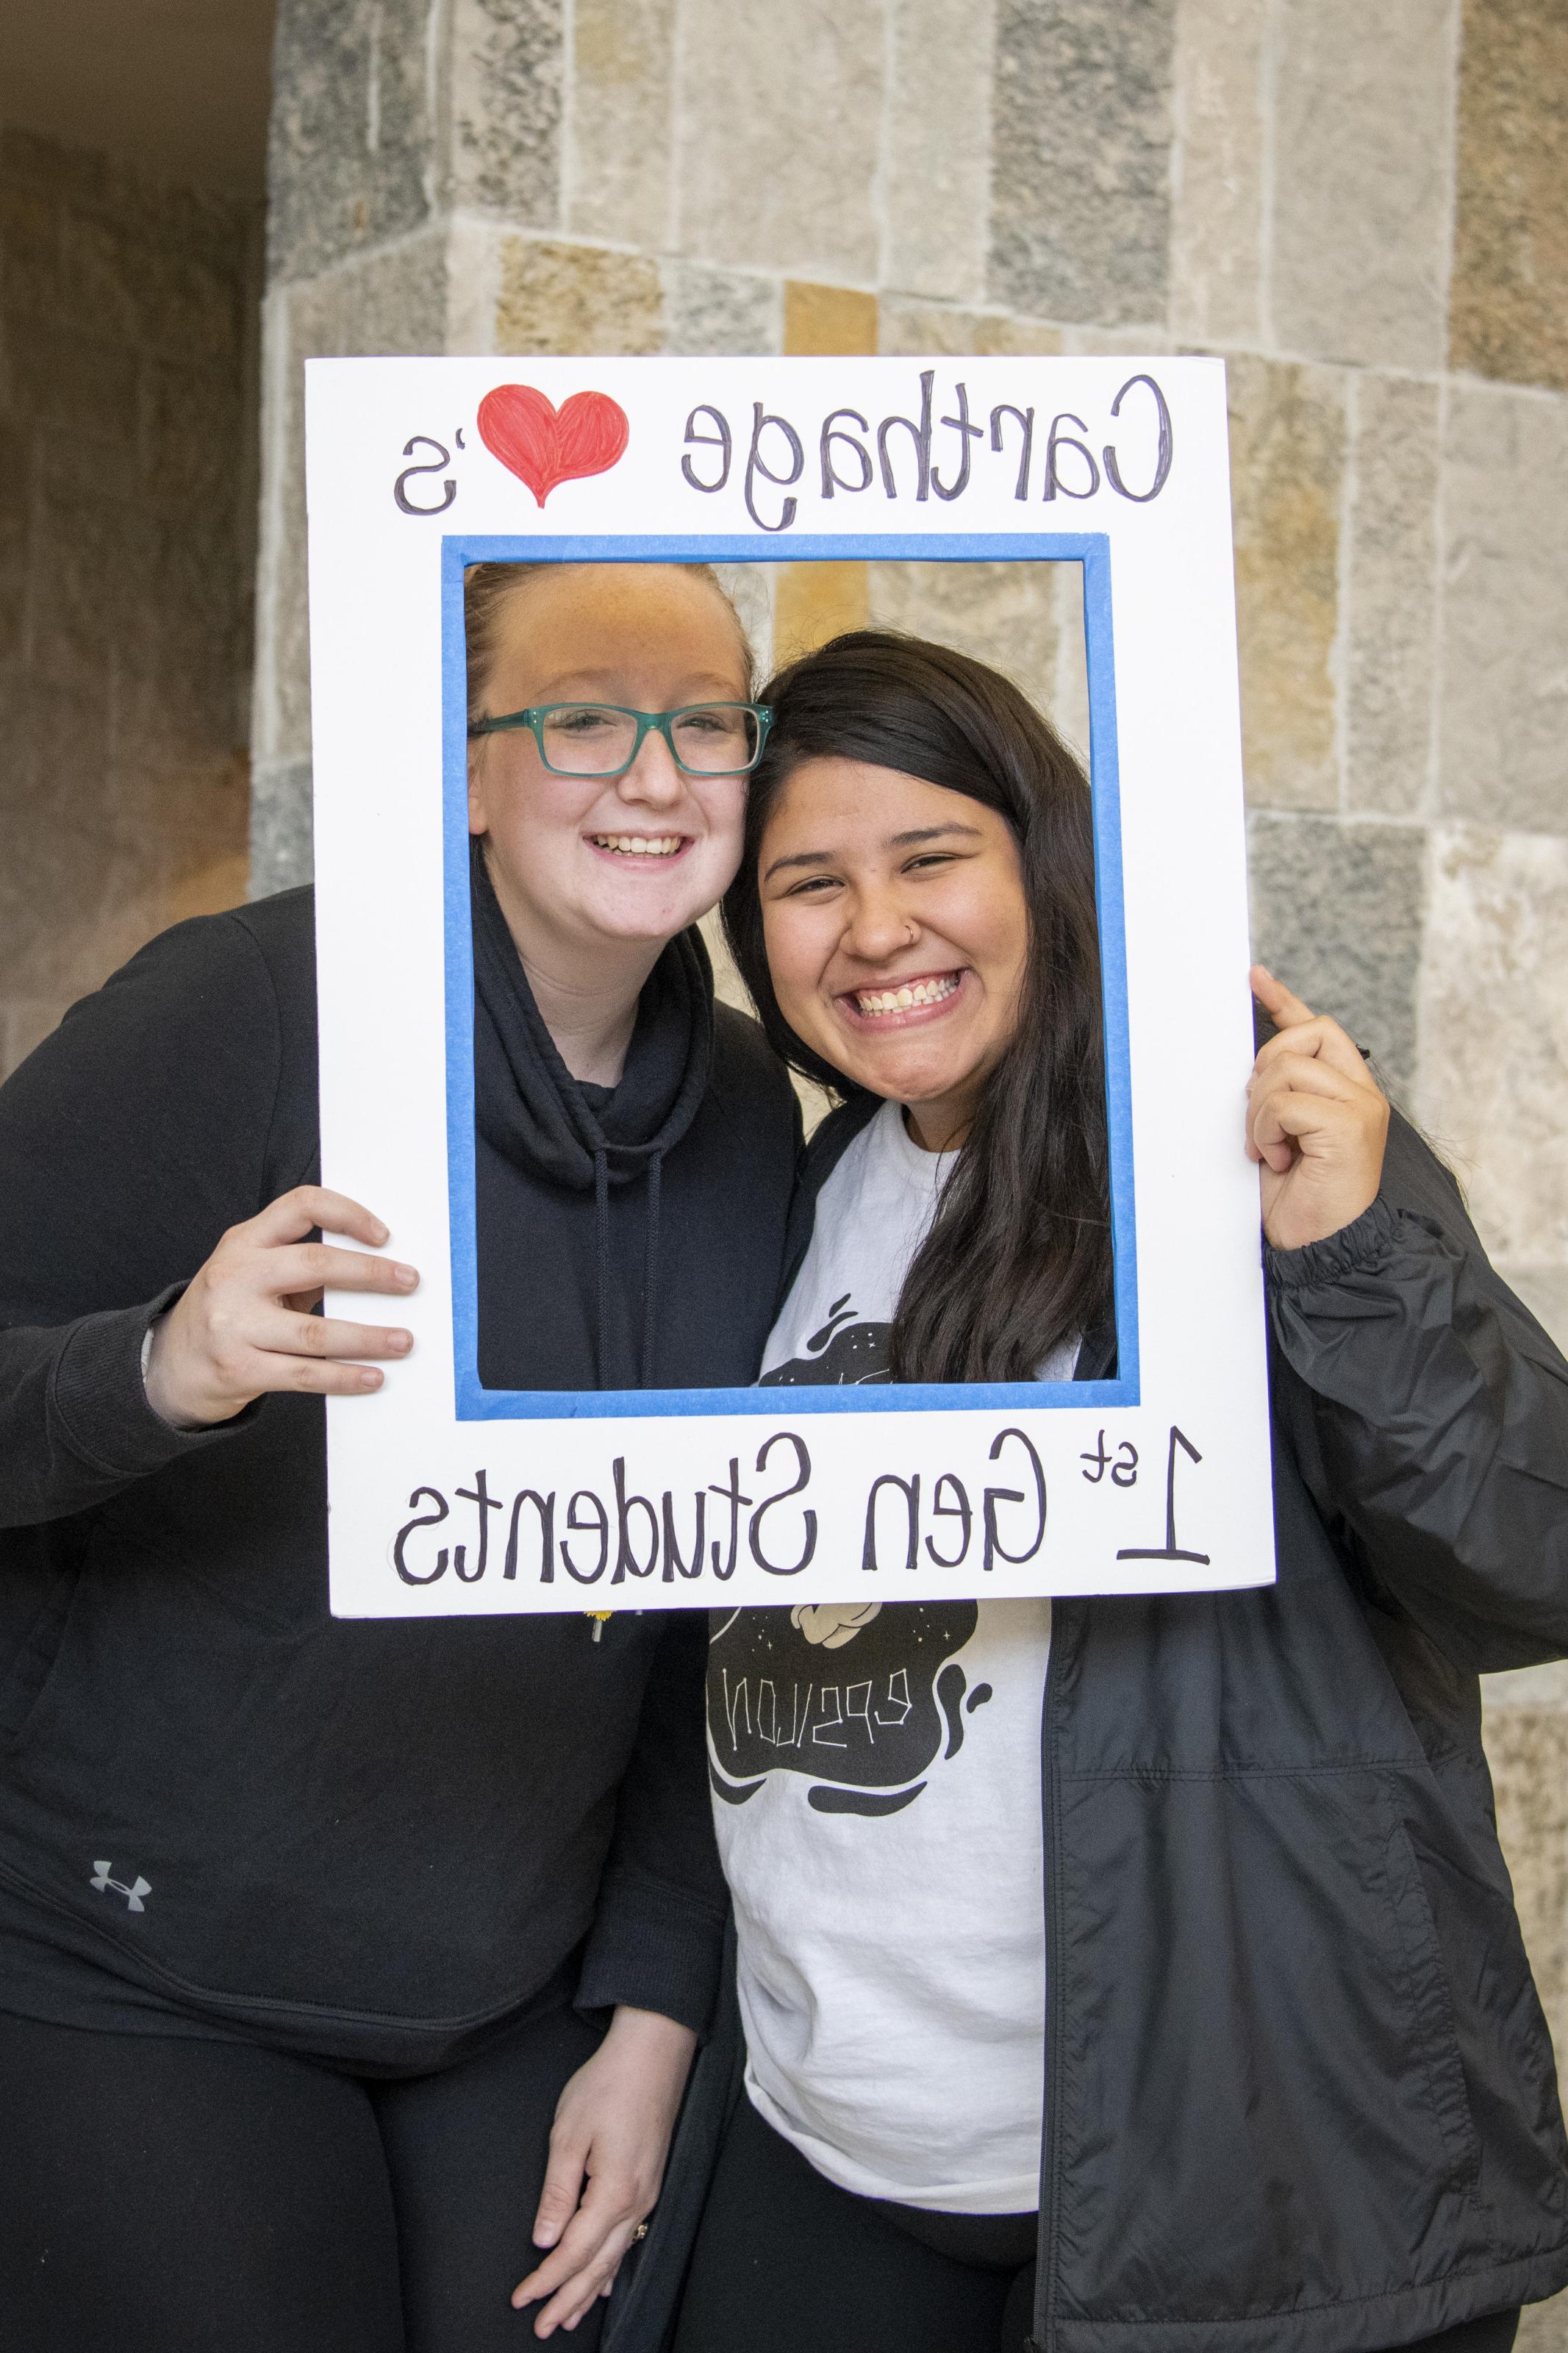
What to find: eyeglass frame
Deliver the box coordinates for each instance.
[465,699,774,778]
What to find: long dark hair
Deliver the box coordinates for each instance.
[723,629,1111,1383]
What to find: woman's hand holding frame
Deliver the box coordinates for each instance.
[143,1185,420,1428]
[1247,968,1391,1252]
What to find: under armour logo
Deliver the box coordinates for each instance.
[91,1861,151,1912]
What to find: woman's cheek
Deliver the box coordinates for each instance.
[762,908,818,1038]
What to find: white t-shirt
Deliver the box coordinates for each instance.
[709,1099,1075,2213]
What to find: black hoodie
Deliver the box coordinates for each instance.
[0,883,799,2067]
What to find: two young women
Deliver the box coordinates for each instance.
[667,632,1568,2353]
[0,560,796,2350]
[4,550,1566,2353]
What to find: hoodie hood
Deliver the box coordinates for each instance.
[470,839,715,1192]
[470,841,717,1386]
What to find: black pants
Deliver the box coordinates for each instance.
[673,2093,1523,2353]
[0,2002,604,2352]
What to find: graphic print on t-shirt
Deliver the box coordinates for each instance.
[707,1600,993,1817]
[759,1291,890,1385]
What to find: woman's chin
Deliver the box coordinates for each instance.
[828,1036,984,1113]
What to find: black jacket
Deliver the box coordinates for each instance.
[0,885,798,2070]
[620,1093,1568,2353]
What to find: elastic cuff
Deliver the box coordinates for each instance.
[576,1878,726,2038]
[1264,1194,1406,1293]
[51,1288,253,1477]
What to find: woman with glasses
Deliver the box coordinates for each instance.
[0,561,795,2353]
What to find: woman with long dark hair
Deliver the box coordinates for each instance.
[672,630,1568,2353]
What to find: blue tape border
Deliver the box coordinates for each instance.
[440,531,1139,1419]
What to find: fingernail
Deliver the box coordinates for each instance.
[369,1221,390,1245]
[358,1368,383,1390]
[393,1264,418,1289]
[390,1330,413,1354]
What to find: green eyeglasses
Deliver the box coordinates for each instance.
[466,701,773,778]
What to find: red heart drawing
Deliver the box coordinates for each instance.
[476,385,630,507]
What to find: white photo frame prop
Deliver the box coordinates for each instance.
[307,354,1274,1618]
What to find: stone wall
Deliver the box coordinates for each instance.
[255,6,1568,2326]
[0,127,259,1079]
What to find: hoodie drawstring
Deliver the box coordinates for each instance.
[593,1149,610,1389]
[642,1150,663,1385]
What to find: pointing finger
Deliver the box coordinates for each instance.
[1250,964,1315,1031]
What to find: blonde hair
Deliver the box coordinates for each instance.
[462,561,754,726]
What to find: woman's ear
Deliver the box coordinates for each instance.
[467,747,489,838]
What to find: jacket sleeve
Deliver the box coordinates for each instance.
[0,914,284,1529]
[576,1612,728,2035]
[1266,1114,1568,1673]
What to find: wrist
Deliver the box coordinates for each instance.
[606,2004,698,2060]
[141,1311,212,1431]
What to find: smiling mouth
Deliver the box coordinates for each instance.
[845,971,964,1021]
[587,833,687,859]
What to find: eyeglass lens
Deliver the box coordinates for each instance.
[540,705,761,776]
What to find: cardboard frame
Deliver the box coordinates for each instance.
[305,354,1275,1615]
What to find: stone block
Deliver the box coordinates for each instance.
[1247,813,1426,1095]
[1437,384,1568,832]
[1451,0,1568,393]
[673,0,883,282]
[885,0,996,303]
[58,210,241,365]
[773,563,870,666]
[0,774,118,998]
[660,263,781,357]
[268,0,436,282]
[4,318,140,444]
[710,563,777,680]
[0,182,60,324]
[1168,0,1264,344]
[1345,375,1439,816]
[878,300,1062,357]
[494,238,663,355]
[567,0,675,246]
[250,756,316,898]
[1052,560,1092,765]
[866,556,1059,718]
[1498,1268,1568,1357]
[0,126,108,207]
[165,850,252,927]
[783,282,878,357]
[989,0,1175,326]
[1517,2290,1568,2353]
[0,1000,70,1082]
[1270,0,1450,372]
[255,238,448,765]
[1417,825,1568,1268]
[1227,354,1347,812]
[138,361,244,524]
[450,0,565,227]
[108,759,250,860]
[29,485,162,661]
[698,907,753,1018]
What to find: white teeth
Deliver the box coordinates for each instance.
[854,974,961,1016]
[591,835,681,857]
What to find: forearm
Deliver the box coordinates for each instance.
[578,1615,728,2032]
[1270,1196,1568,1668]
[0,1291,239,1529]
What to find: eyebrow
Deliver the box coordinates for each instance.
[762,822,984,884]
[522,671,746,703]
